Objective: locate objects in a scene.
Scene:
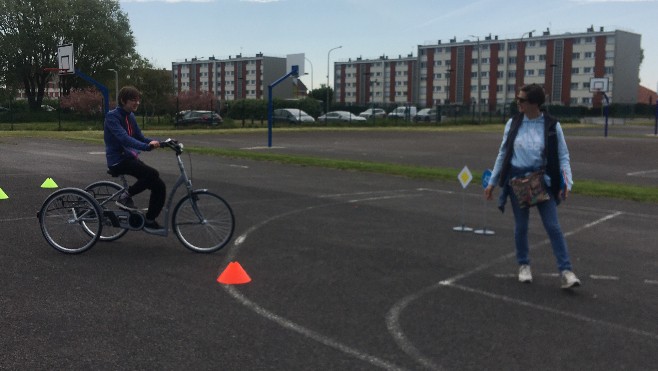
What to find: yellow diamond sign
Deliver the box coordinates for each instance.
[458,166,472,189]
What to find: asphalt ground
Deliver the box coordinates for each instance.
[1,126,657,370]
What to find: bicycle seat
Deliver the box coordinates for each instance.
[107,168,122,177]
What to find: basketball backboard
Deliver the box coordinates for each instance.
[57,44,75,75]
[589,77,609,93]
[286,53,304,77]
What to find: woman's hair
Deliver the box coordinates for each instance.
[520,84,545,106]
[118,86,141,106]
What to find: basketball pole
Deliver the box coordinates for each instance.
[267,65,299,147]
[601,91,610,138]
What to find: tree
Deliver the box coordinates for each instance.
[0,0,137,110]
[126,56,175,115]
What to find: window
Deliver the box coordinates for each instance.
[525,69,535,76]
[584,67,592,74]
[572,67,580,74]
[585,52,594,59]
[539,54,546,61]
[526,55,535,62]
[605,51,614,59]
[509,57,517,64]
[538,69,546,76]
[605,66,614,74]
[481,57,489,64]
[571,82,579,90]
[572,52,580,60]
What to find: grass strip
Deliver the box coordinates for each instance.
[2,130,655,203]
[188,146,658,203]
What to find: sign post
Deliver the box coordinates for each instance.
[453,166,473,232]
[474,169,495,236]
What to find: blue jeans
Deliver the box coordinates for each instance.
[509,187,573,272]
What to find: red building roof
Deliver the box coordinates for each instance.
[638,85,658,105]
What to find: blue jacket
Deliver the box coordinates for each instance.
[104,106,153,167]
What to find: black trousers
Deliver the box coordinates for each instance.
[110,157,166,220]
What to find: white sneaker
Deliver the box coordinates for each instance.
[561,270,581,289]
[518,265,532,283]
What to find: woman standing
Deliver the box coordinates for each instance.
[484,84,581,289]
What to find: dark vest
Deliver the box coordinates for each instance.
[497,112,562,200]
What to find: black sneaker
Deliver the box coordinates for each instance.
[144,219,165,233]
[115,192,137,210]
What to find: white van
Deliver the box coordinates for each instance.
[387,106,417,120]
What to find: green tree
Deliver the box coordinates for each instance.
[126,56,175,115]
[0,0,136,110]
[309,85,332,111]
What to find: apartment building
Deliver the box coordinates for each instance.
[334,27,641,110]
[334,54,419,107]
[171,53,294,102]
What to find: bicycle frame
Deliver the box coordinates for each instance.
[99,143,205,237]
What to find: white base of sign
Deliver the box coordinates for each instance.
[474,228,495,236]
[453,225,473,232]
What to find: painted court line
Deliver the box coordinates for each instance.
[220,191,421,370]
[386,211,627,368]
[590,275,620,281]
[626,169,658,176]
[224,285,406,371]
[445,283,658,341]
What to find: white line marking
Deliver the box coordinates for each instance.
[225,285,406,370]
[493,273,517,279]
[590,275,620,280]
[241,146,286,150]
[626,169,658,176]
[645,280,658,285]
[220,192,420,370]
[388,211,627,366]
[444,282,658,341]
[229,164,249,169]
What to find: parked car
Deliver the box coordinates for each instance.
[414,108,440,122]
[387,106,417,120]
[175,110,222,126]
[41,105,55,112]
[0,106,8,112]
[358,108,386,119]
[272,108,315,124]
[318,111,367,123]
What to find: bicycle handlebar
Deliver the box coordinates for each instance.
[158,138,183,155]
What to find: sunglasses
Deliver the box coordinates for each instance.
[516,97,528,103]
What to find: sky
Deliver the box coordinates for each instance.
[119,0,658,91]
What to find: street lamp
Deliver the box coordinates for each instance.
[108,69,118,107]
[326,45,342,118]
[469,35,482,123]
[518,29,536,92]
[305,57,313,91]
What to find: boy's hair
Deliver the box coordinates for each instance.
[520,84,545,106]
[118,86,141,106]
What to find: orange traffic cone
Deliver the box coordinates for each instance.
[217,261,252,284]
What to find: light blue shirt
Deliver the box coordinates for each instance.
[489,113,573,190]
